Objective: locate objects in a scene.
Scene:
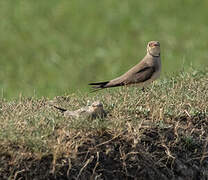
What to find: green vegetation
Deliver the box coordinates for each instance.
[0,70,208,179]
[0,0,208,98]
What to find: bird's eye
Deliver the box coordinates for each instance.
[149,43,153,47]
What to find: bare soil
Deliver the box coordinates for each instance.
[1,114,208,180]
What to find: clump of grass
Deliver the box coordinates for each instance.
[1,0,208,98]
[0,69,208,179]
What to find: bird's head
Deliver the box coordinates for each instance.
[147,41,160,57]
[90,101,103,111]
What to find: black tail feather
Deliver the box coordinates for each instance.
[88,80,125,92]
[88,81,109,89]
[53,105,67,113]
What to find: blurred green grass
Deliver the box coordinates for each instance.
[0,0,208,98]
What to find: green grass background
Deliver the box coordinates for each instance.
[0,0,208,98]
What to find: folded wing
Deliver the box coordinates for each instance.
[89,64,155,91]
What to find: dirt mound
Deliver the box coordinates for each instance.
[1,115,208,180]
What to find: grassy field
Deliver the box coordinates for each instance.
[0,69,208,179]
[0,0,208,98]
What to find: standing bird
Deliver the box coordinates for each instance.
[89,41,161,91]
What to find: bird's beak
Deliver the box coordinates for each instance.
[151,45,159,49]
[149,41,160,48]
[151,43,160,47]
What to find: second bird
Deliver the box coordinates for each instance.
[89,41,161,91]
